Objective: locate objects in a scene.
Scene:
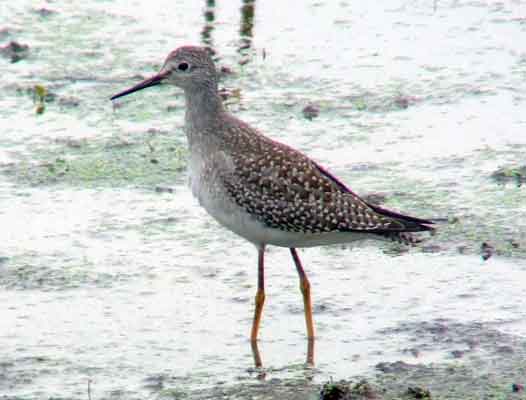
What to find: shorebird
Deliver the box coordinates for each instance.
[111,46,434,361]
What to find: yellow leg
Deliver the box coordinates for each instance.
[250,247,266,343]
[290,248,315,340]
[250,337,264,369]
[250,289,265,342]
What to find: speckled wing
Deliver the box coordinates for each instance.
[220,134,432,235]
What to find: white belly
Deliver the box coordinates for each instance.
[188,150,369,248]
[193,179,367,248]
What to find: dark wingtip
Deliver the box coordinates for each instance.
[367,203,435,232]
[313,162,437,233]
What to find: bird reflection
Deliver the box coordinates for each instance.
[201,0,216,53]
[200,0,257,62]
[250,337,315,370]
[239,0,255,54]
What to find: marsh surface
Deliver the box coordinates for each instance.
[1,1,525,399]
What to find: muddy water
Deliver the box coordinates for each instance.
[1,1,525,399]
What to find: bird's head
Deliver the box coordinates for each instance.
[110,46,217,100]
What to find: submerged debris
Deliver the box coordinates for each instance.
[54,137,85,148]
[320,379,379,399]
[0,28,11,40]
[352,98,367,111]
[393,95,410,109]
[350,380,378,399]
[155,186,175,194]
[320,380,349,400]
[0,40,29,63]
[218,87,241,102]
[407,386,432,399]
[376,361,417,374]
[450,349,465,359]
[58,96,80,108]
[421,244,443,253]
[480,242,495,261]
[302,104,320,120]
[512,383,524,393]
[491,165,526,186]
[34,84,47,114]
[219,65,234,77]
[166,102,178,112]
[32,7,57,17]
[362,192,388,206]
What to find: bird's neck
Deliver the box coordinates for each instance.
[183,83,224,134]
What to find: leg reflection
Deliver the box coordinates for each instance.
[250,338,315,369]
[201,0,216,52]
[239,0,255,52]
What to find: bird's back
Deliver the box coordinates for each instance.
[186,111,433,247]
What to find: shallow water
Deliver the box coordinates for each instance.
[1,1,525,399]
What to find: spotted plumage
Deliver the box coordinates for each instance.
[110,45,436,351]
[188,113,432,243]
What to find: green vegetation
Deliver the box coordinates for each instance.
[3,134,187,187]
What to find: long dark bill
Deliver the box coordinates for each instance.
[110,70,170,101]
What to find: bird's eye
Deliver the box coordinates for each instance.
[177,62,189,71]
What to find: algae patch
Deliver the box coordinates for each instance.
[0,259,126,291]
[2,134,187,188]
[491,165,526,187]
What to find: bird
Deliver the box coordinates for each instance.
[110,45,434,363]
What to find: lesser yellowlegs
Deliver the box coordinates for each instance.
[111,46,434,364]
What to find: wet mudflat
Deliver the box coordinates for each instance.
[1,1,525,399]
